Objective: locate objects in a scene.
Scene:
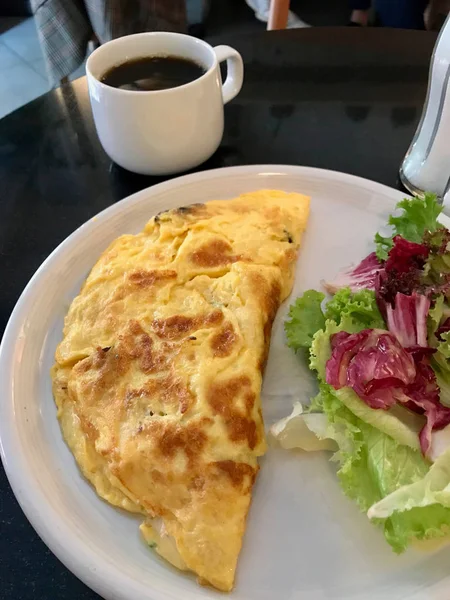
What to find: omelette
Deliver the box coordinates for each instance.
[51,189,310,591]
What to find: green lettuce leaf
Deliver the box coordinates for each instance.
[336,388,422,451]
[422,228,450,285]
[428,295,445,347]
[374,232,393,262]
[375,193,441,261]
[432,332,450,407]
[284,290,325,351]
[318,383,450,552]
[324,288,385,330]
[285,288,384,354]
[437,331,450,359]
[309,288,385,379]
[433,359,450,409]
[368,442,450,552]
[368,444,450,518]
[309,320,340,379]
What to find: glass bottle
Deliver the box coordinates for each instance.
[400,14,450,199]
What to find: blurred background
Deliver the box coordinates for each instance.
[0,0,448,120]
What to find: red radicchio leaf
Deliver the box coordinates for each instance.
[323,252,383,294]
[404,359,450,455]
[327,330,369,388]
[385,235,429,274]
[386,292,430,348]
[375,270,421,318]
[326,329,416,409]
[325,328,450,455]
[407,347,437,359]
[375,236,430,311]
[375,234,450,315]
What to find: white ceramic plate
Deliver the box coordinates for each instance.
[1,165,450,600]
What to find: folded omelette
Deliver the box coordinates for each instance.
[51,190,310,591]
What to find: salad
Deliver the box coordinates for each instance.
[271,193,450,553]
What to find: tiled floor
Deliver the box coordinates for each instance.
[0,17,86,120]
[0,18,49,119]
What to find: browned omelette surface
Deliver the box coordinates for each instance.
[51,190,310,591]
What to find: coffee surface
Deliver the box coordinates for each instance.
[100,55,206,91]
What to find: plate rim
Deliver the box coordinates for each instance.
[0,165,416,600]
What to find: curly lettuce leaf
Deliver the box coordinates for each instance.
[309,320,340,379]
[433,358,450,409]
[428,295,445,347]
[285,288,384,354]
[389,194,441,243]
[284,290,325,351]
[375,193,441,261]
[324,288,385,330]
[374,232,393,262]
[432,331,450,407]
[423,228,450,285]
[437,331,450,359]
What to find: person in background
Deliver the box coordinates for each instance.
[32,0,186,86]
[350,0,430,29]
[349,1,371,26]
[245,0,309,28]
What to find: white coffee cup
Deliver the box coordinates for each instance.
[86,32,244,176]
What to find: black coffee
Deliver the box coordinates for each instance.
[100,55,206,91]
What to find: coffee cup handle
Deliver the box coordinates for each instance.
[213,45,244,105]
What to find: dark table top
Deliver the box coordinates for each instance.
[0,26,438,600]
